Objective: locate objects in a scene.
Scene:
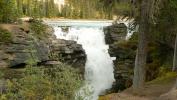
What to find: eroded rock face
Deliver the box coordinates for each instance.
[0,25,49,67]
[47,30,86,74]
[104,23,134,92]
[104,23,127,45]
[0,24,86,74]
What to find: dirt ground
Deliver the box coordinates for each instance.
[108,77,177,100]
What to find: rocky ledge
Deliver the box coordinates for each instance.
[0,24,86,75]
[104,23,134,92]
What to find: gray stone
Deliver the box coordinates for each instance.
[104,23,127,45]
[0,25,86,73]
[104,23,133,93]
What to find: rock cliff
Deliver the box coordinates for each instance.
[104,23,135,92]
[0,24,86,75]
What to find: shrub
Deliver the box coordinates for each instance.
[0,27,13,44]
[29,18,47,36]
[148,71,176,83]
[2,64,87,100]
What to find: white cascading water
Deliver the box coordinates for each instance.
[53,25,115,100]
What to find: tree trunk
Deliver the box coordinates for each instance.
[173,31,177,71]
[132,0,149,88]
[43,0,46,17]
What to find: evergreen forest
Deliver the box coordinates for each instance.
[0,0,115,23]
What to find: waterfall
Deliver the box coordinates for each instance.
[53,22,115,100]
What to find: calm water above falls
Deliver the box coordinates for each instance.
[46,21,115,100]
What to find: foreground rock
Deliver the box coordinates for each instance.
[0,24,86,75]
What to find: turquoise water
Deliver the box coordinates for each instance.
[45,20,112,28]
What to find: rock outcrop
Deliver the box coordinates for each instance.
[104,23,135,92]
[0,25,49,68]
[104,23,127,44]
[47,28,86,74]
[0,24,86,75]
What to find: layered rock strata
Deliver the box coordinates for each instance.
[0,24,86,75]
[104,23,134,92]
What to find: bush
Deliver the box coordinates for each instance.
[0,27,13,44]
[29,18,47,36]
[2,64,87,100]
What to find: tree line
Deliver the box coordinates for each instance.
[0,0,114,23]
[0,0,60,23]
[61,0,112,19]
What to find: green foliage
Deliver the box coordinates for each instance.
[0,27,13,44]
[0,0,112,20]
[45,0,59,18]
[29,18,47,35]
[148,71,176,84]
[0,0,23,23]
[146,61,173,82]
[115,41,137,48]
[23,30,40,73]
[4,65,83,100]
[2,64,91,100]
[150,0,177,53]
[0,70,5,96]
[75,82,94,100]
[146,41,173,81]
[2,60,94,100]
[49,52,59,61]
[156,62,172,78]
[99,0,139,19]
[61,0,108,19]
[1,30,93,99]
[149,41,172,65]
